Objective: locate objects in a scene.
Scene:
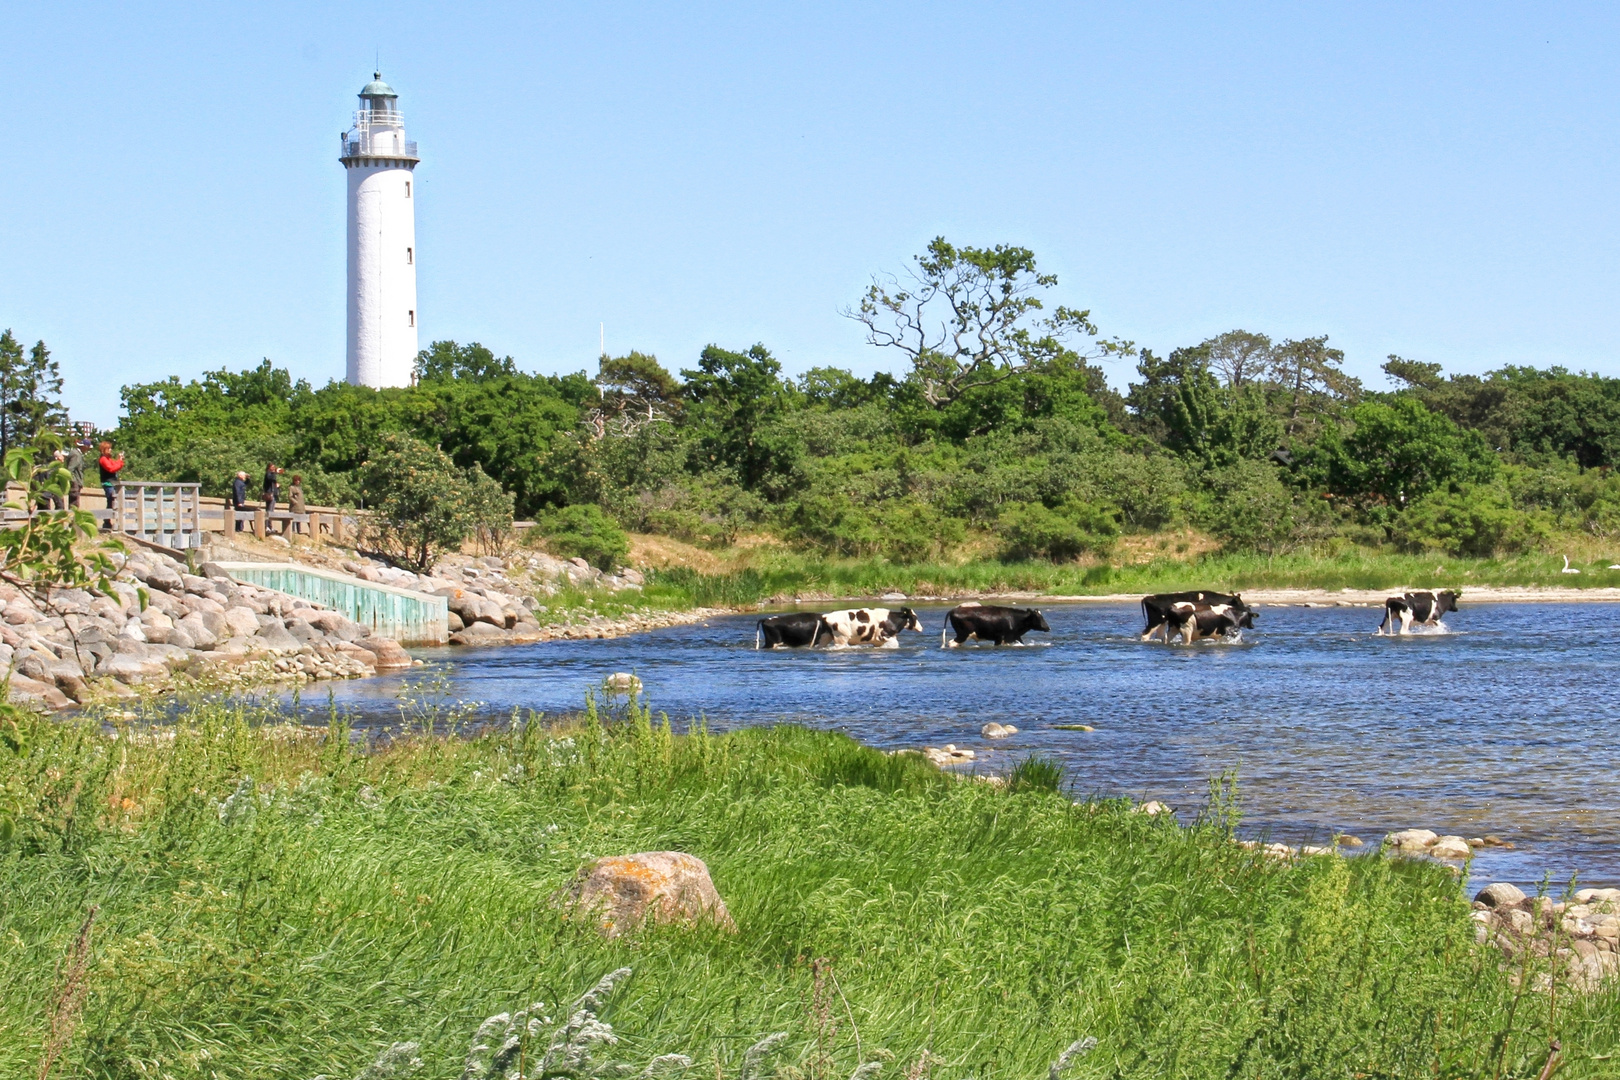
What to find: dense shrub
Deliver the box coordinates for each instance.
[1196,460,1301,554]
[358,434,514,572]
[1393,485,1551,557]
[528,504,630,570]
[997,499,1119,561]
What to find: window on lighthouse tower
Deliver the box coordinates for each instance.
[408,310,415,327]
[405,181,411,197]
[406,247,413,264]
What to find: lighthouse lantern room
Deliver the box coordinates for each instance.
[341,73,419,388]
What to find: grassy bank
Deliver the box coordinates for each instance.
[4,698,1616,1078]
[627,545,1620,609]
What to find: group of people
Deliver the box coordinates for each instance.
[38,439,126,513]
[230,463,305,531]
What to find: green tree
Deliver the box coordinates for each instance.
[357,434,514,572]
[586,352,682,439]
[0,333,67,457]
[1305,397,1496,508]
[1269,336,1360,440]
[848,237,1132,409]
[414,340,517,383]
[680,344,800,491]
[1128,348,1281,465]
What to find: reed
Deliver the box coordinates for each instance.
[0,697,1614,1078]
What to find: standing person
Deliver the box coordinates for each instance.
[232,470,249,531]
[65,440,85,508]
[287,475,306,535]
[97,441,124,523]
[262,462,282,513]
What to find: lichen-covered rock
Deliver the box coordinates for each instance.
[1429,835,1473,860]
[1384,829,1438,853]
[559,851,736,938]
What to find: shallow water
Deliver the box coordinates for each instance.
[305,601,1619,889]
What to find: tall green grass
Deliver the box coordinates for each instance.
[647,548,1620,607]
[2,698,1613,1078]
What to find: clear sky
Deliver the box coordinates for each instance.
[3,2,1618,426]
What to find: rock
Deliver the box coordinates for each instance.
[922,745,975,767]
[4,599,39,625]
[283,618,320,643]
[254,622,302,652]
[133,561,184,593]
[1385,828,1439,852]
[450,622,508,645]
[558,851,736,938]
[167,625,197,651]
[100,654,171,684]
[7,673,71,710]
[1138,800,1173,817]
[1429,835,1473,860]
[604,672,642,693]
[446,610,465,632]
[54,673,90,703]
[1475,882,1529,909]
[177,612,220,648]
[881,592,907,601]
[981,722,1017,738]
[352,637,411,670]
[619,568,645,586]
[1337,835,1364,847]
[568,557,590,570]
[222,606,262,638]
[200,561,231,580]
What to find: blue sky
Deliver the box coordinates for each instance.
[3,2,1618,426]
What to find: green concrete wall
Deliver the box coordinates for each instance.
[214,562,448,645]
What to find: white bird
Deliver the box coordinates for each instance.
[1609,564,1620,571]
[1562,555,1582,574]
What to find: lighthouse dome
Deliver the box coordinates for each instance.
[359,73,397,98]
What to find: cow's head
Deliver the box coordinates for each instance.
[1026,609,1051,632]
[1233,607,1258,630]
[1438,590,1459,613]
[895,607,922,632]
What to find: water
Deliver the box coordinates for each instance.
[304,601,1620,889]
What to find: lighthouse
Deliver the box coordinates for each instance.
[341,73,419,388]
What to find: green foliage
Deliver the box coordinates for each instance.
[358,434,514,571]
[1305,397,1496,508]
[997,499,1119,561]
[0,703,1610,1078]
[1393,484,1553,557]
[1006,754,1066,794]
[1196,460,1305,554]
[0,332,67,458]
[0,443,122,598]
[529,504,630,570]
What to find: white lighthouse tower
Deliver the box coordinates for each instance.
[341,73,419,388]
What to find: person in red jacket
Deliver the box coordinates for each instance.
[97,441,125,517]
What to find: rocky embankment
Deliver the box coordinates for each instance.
[1472,882,1620,989]
[3,551,412,711]
[334,549,720,645]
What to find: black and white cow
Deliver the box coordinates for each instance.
[821,607,923,648]
[941,603,1051,647]
[1377,590,1458,635]
[1165,601,1256,644]
[1140,591,1251,641]
[755,612,834,649]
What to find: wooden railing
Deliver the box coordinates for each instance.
[1,482,363,549]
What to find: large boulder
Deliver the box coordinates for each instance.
[1384,829,1438,853]
[177,612,220,648]
[132,560,184,594]
[450,622,508,645]
[352,637,411,670]
[222,605,262,638]
[7,673,72,710]
[558,851,736,938]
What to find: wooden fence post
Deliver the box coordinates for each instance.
[253,509,266,540]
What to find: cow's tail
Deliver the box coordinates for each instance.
[1376,601,1393,635]
[941,613,951,649]
[810,620,822,648]
[755,621,763,650]
[1140,596,1151,636]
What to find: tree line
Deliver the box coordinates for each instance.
[55,237,1620,564]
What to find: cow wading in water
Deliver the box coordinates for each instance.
[941,603,1051,647]
[1139,591,1253,642]
[755,612,834,649]
[1165,601,1256,645]
[1377,590,1458,635]
[821,607,923,648]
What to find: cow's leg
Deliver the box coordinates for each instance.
[1399,609,1414,635]
[879,635,900,650]
[1141,620,1162,643]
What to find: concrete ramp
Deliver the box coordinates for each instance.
[213,562,449,645]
